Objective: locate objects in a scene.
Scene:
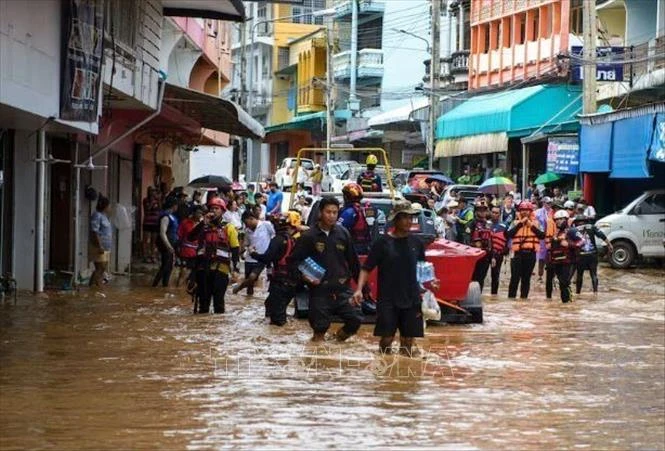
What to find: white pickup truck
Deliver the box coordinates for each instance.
[274,157,314,190]
[595,189,665,268]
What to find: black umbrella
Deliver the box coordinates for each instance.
[188,175,233,189]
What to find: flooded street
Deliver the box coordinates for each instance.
[1,266,664,450]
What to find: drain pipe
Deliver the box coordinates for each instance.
[80,78,166,165]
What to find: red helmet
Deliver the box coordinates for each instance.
[518,201,534,211]
[207,197,227,211]
[342,182,364,202]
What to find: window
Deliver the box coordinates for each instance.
[292,0,325,25]
[502,17,512,47]
[104,0,140,51]
[570,5,583,35]
[636,194,665,215]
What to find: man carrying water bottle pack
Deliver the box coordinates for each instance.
[290,196,362,342]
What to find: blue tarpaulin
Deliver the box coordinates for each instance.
[579,122,613,172]
[610,115,654,179]
[649,113,665,163]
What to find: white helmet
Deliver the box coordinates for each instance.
[554,210,569,220]
[563,200,576,209]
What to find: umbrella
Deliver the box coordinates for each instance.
[478,176,516,197]
[188,175,233,189]
[534,172,562,185]
[425,174,454,185]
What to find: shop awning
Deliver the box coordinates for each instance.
[265,111,325,134]
[162,0,245,22]
[163,84,264,139]
[610,115,653,179]
[579,122,613,172]
[435,85,582,157]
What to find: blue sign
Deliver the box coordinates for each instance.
[571,46,625,82]
[547,137,580,175]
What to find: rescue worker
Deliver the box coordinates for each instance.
[455,197,474,244]
[289,196,362,342]
[489,205,508,296]
[467,201,492,291]
[357,154,382,192]
[574,215,612,295]
[153,197,179,288]
[506,201,545,299]
[547,210,583,303]
[249,214,299,326]
[188,197,240,314]
[535,196,554,283]
[338,183,376,255]
[175,205,204,289]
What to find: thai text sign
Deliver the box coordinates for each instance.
[547,137,580,175]
[571,46,625,82]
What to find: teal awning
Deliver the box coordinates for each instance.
[436,85,582,141]
[265,111,325,134]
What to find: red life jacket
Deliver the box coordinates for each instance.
[359,171,378,192]
[490,224,508,255]
[271,234,295,280]
[197,223,231,264]
[178,219,198,259]
[470,222,492,251]
[351,203,371,244]
[549,230,571,264]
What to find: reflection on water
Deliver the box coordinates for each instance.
[1,273,664,449]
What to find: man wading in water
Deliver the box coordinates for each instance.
[353,200,438,356]
[290,196,361,342]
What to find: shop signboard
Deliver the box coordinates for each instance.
[547,136,580,175]
[60,0,105,122]
[571,46,625,82]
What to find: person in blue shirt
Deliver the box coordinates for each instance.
[153,197,179,287]
[89,195,113,287]
[266,182,283,215]
[338,183,375,255]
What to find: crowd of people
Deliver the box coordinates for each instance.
[86,155,612,355]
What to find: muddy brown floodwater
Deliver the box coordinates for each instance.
[1,266,664,450]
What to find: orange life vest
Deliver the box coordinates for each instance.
[511,223,540,252]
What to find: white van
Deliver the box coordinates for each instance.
[595,189,665,268]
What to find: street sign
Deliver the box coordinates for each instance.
[571,46,625,82]
[547,136,580,175]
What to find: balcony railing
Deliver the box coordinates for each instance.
[450,50,470,74]
[333,49,384,80]
[334,0,385,19]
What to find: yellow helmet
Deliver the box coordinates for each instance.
[286,210,302,228]
[366,154,378,166]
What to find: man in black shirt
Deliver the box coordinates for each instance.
[353,200,430,356]
[290,196,362,342]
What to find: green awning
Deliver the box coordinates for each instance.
[265,111,325,134]
[436,85,582,140]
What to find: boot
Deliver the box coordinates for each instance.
[379,337,393,354]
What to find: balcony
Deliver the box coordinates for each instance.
[450,50,470,75]
[334,0,385,20]
[333,49,384,80]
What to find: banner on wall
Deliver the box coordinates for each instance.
[60,0,105,122]
[547,136,580,175]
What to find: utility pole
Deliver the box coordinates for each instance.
[582,0,597,199]
[582,0,597,114]
[428,0,441,170]
[239,20,248,179]
[326,25,335,162]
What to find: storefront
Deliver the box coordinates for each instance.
[579,103,665,216]
[435,84,582,189]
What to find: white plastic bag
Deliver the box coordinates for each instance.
[112,204,134,230]
[421,290,441,322]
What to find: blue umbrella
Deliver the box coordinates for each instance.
[425,174,454,185]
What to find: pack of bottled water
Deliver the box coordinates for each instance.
[416,261,435,284]
[298,257,326,284]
